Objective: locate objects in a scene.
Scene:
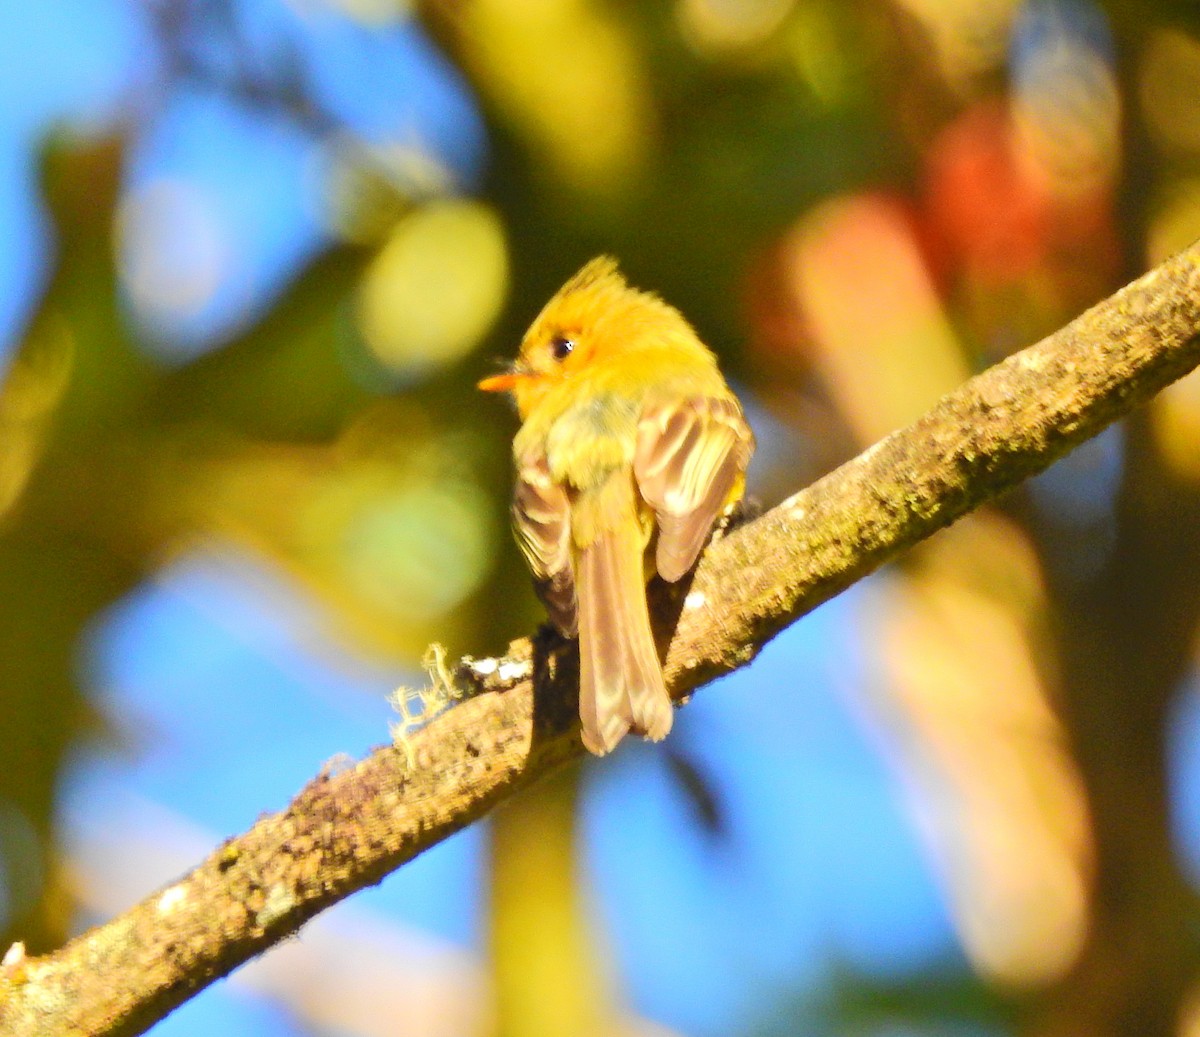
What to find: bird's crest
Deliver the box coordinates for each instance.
[560,255,624,296]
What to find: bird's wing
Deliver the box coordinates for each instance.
[634,395,753,583]
[513,449,577,636]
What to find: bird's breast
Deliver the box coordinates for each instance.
[536,390,640,491]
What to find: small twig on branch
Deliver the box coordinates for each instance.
[3,244,1200,1036]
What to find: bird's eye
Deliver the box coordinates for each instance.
[551,336,575,361]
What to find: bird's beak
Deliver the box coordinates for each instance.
[478,360,531,393]
[477,372,521,393]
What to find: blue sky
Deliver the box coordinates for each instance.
[0,0,142,364]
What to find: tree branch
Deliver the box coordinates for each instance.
[4,243,1200,1036]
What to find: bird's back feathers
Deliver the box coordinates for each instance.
[486,256,754,754]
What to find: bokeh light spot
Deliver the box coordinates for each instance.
[1010,0,1120,200]
[1152,367,1200,483]
[310,0,412,27]
[1147,177,1200,268]
[892,0,1020,88]
[1141,28,1200,156]
[356,199,508,379]
[459,0,649,196]
[117,178,229,329]
[336,479,493,625]
[676,0,793,54]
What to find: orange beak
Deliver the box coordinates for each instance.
[477,372,521,393]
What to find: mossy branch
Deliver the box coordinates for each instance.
[4,244,1200,1036]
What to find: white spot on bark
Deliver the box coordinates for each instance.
[157,885,186,914]
[469,657,498,676]
[256,885,297,929]
[498,659,531,682]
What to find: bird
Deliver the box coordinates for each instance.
[479,256,754,755]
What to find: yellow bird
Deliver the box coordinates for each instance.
[480,257,753,755]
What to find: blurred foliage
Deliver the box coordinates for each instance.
[3,0,1200,1035]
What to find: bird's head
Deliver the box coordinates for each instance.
[478,256,696,418]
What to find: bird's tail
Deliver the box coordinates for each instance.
[576,516,673,755]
